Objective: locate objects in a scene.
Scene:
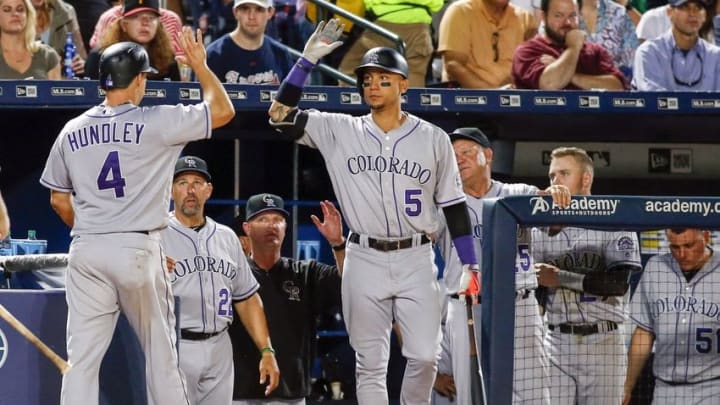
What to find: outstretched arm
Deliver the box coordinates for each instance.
[234,293,280,396]
[175,27,235,129]
[311,200,345,273]
[268,19,344,124]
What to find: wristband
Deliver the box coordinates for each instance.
[331,238,346,251]
[275,57,315,108]
[558,270,585,291]
[260,346,275,355]
[452,234,478,266]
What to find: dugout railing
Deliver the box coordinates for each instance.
[480,195,720,404]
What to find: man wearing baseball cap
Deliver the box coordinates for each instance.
[206,0,294,84]
[633,0,720,90]
[161,157,280,404]
[230,194,347,404]
[431,128,570,405]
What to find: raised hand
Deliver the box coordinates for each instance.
[311,200,344,247]
[302,19,345,64]
[175,27,207,71]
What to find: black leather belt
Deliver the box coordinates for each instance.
[450,293,481,304]
[180,328,227,341]
[548,321,618,336]
[657,375,720,386]
[348,232,430,252]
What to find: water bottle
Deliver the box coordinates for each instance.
[64,32,75,79]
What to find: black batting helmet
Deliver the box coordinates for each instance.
[99,41,158,90]
[354,47,408,93]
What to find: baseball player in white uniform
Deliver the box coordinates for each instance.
[39,29,235,405]
[624,228,720,405]
[161,156,279,404]
[267,20,480,404]
[435,128,569,405]
[532,147,641,405]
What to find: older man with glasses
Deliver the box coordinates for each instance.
[438,0,538,89]
[632,0,720,91]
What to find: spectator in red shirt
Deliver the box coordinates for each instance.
[511,0,626,90]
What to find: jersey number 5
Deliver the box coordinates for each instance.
[696,327,720,353]
[97,151,127,198]
[405,189,422,216]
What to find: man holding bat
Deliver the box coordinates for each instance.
[433,128,569,404]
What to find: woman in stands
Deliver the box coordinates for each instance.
[32,0,86,76]
[84,0,179,82]
[0,0,60,79]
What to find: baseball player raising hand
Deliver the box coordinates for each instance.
[39,27,234,405]
[267,19,480,404]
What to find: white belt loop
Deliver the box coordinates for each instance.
[360,234,369,248]
[412,234,421,247]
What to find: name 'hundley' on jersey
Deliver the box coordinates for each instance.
[66,122,145,152]
[170,255,237,282]
[347,155,432,184]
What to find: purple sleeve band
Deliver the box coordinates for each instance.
[286,57,315,88]
[453,234,478,266]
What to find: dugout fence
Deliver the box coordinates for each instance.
[480,195,720,404]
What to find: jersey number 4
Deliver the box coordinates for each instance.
[97,151,127,197]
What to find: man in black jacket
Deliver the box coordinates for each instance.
[230,193,346,404]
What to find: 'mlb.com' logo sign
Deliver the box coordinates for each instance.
[530,197,619,216]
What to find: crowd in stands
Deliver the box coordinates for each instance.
[1,0,719,85]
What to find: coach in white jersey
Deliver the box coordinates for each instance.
[532,147,641,405]
[434,128,568,405]
[161,156,279,404]
[267,20,480,404]
[624,228,720,405]
[39,29,235,405]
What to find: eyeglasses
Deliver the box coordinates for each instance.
[492,32,499,62]
[671,48,703,87]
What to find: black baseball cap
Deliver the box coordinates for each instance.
[246,193,290,221]
[448,128,493,149]
[123,0,161,17]
[174,156,211,181]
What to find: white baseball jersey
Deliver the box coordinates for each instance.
[631,252,720,384]
[40,102,211,235]
[532,227,641,325]
[300,111,465,238]
[161,214,259,333]
[39,101,211,405]
[437,180,539,294]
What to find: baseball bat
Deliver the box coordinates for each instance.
[0,304,71,375]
